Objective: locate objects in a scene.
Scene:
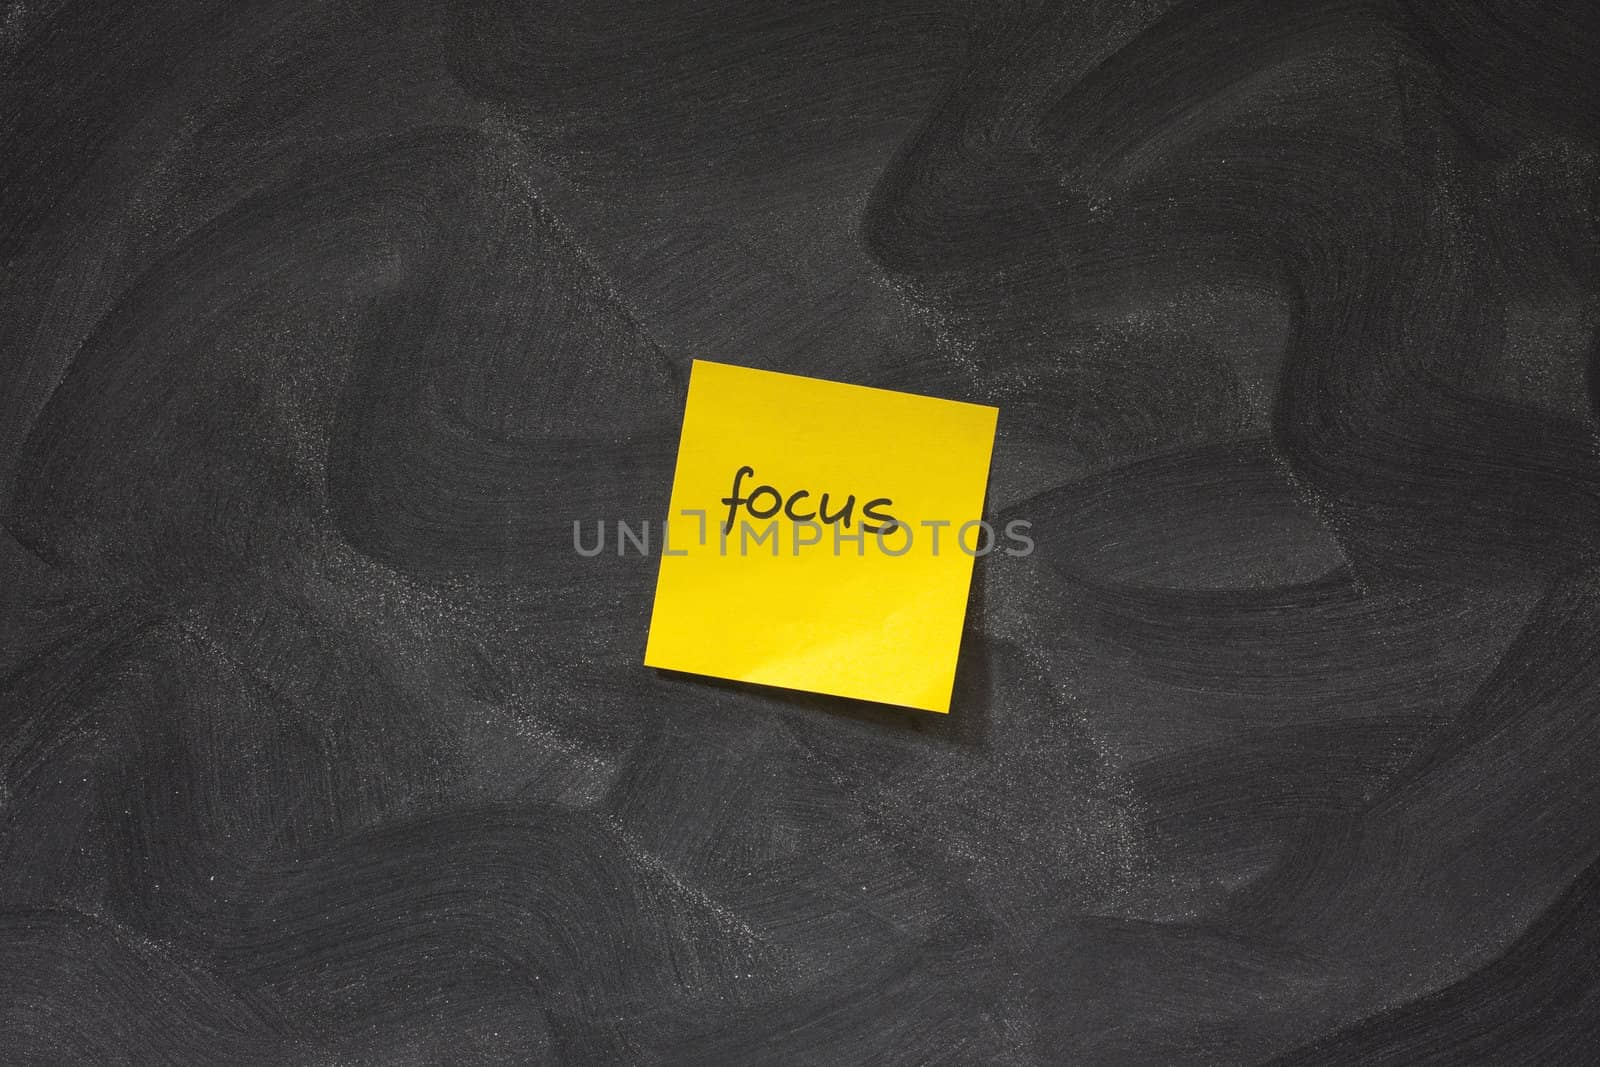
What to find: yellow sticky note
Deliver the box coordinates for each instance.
[644,360,998,713]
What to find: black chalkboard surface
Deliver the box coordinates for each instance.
[3,2,1599,1063]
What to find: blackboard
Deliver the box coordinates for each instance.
[3,1,1599,1062]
